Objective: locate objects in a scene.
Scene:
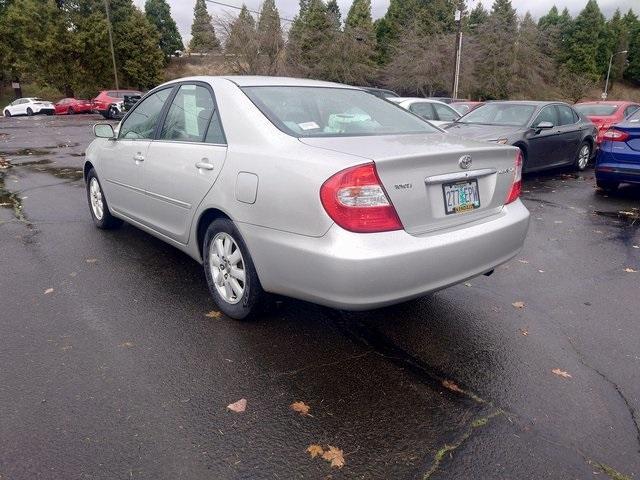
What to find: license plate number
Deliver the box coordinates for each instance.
[443,180,480,214]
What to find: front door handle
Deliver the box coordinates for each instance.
[134,153,145,162]
[195,161,214,171]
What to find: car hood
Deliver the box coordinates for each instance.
[444,123,524,142]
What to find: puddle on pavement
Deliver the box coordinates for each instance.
[593,209,640,227]
[0,148,51,156]
[0,158,84,222]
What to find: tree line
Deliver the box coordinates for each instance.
[1,0,639,101]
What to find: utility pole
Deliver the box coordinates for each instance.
[603,50,627,100]
[104,0,119,90]
[452,9,463,101]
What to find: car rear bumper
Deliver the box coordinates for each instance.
[596,151,640,184]
[239,200,530,310]
[35,107,54,115]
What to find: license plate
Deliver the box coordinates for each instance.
[442,180,480,215]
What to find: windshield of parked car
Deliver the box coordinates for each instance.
[242,86,438,137]
[459,103,537,126]
[574,104,619,116]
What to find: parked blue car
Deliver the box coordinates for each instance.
[595,109,640,192]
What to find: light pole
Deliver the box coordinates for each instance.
[104,0,119,90]
[603,50,627,100]
[451,9,463,100]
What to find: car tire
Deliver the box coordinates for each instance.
[203,218,265,320]
[26,107,34,116]
[575,142,591,171]
[596,179,619,192]
[67,107,75,115]
[4,110,10,118]
[86,168,123,229]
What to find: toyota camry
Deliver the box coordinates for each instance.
[84,76,530,319]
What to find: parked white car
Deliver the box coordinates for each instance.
[390,97,461,128]
[3,98,55,117]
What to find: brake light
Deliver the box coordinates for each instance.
[505,149,523,204]
[602,129,630,142]
[320,163,402,233]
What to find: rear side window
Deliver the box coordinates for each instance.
[624,105,639,118]
[409,102,436,120]
[556,105,577,126]
[160,84,215,143]
[433,103,460,121]
[533,105,558,127]
[119,88,172,140]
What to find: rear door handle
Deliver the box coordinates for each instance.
[134,153,145,162]
[195,161,214,171]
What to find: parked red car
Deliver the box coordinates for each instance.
[54,98,93,115]
[574,101,640,144]
[92,89,142,119]
[451,101,485,115]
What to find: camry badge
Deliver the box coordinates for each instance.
[458,155,472,169]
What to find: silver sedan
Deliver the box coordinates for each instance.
[85,76,530,319]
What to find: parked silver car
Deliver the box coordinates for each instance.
[85,76,530,319]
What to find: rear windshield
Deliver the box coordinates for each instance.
[459,103,536,126]
[32,98,46,102]
[574,104,618,116]
[242,86,438,137]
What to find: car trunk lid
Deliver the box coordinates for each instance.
[300,133,518,235]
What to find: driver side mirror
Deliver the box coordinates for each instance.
[535,121,554,131]
[93,123,115,139]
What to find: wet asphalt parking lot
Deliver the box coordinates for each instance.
[0,114,639,480]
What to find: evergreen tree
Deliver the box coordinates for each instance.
[603,9,627,82]
[623,9,640,84]
[562,0,605,81]
[225,5,259,73]
[471,0,517,98]
[468,1,488,32]
[326,0,341,29]
[189,0,220,53]
[257,0,283,74]
[145,0,184,62]
[345,0,372,31]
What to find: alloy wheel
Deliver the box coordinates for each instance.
[89,177,104,220]
[209,232,246,305]
[577,144,590,170]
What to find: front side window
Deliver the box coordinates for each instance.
[433,103,460,121]
[160,84,215,142]
[624,105,639,118]
[532,106,558,127]
[460,103,536,126]
[242,86,437,137]
[409,102,436,120]
[119,88,172,140]
[556,105,577,126]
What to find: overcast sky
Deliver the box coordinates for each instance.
[133,0,638,44]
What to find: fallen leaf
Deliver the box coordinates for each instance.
[519,328,529,336]
[85,258,98,263]
[205,310,222,318]
[442,379,464,394]
[44,288,54,295]
[463,282,472,287]
[307,444,324,458]
[119,341,135,348]
[322,446,345,468]
[623,268,637,273]
[518,259,529,264]
[227,398,247,413]
[512,301,525,309]
[290,401,310,416]
[552,368,572,378]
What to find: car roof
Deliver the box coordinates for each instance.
[486,100,564,106]
[163,75,358,90]
[575,100,635,105]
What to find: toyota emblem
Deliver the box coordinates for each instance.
[459,155,472,169]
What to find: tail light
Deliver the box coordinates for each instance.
[602,129,630,142]
[320,163,402,233]
[599,123,611,131]
[505,149,523,204]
